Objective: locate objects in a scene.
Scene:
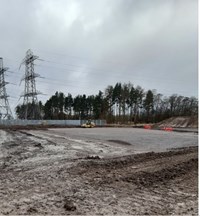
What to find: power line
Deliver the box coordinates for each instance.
[4,55,193,86]
[3,54,197,100]
[33,59,189,85]
[8,67,196,97]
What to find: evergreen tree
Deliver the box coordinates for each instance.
[144,90,154,122]
[16,81,198,123]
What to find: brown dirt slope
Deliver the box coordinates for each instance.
[154,116,198,128]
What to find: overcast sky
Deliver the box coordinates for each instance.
[0,0,198,113]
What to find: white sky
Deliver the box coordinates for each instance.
[0,0,198,113]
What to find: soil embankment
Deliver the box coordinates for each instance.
[154,116,198,128]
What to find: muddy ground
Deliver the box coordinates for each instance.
[0,128,198,215]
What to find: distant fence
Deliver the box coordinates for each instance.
[0,119,106,126]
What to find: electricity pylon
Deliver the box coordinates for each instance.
[20,49,42,119]
[0,57,13,119]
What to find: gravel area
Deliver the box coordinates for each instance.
[47,127,198,152]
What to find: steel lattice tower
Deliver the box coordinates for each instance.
[0,57,13,119]
[20,49,42,119]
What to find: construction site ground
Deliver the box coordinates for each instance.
[0,128,198,215]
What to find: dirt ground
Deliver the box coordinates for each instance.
[0,128,198,215]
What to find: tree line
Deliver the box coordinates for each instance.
[15,82,198,123]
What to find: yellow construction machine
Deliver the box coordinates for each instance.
[81,120,95,128]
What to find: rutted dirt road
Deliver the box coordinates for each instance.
[0,128,198,215]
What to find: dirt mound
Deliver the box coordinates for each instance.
[154,116,198,128]
[67,147,198,215]
[123,158,197,187]
[70,146,197,174]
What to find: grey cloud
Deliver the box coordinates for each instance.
[0,0,197,113]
